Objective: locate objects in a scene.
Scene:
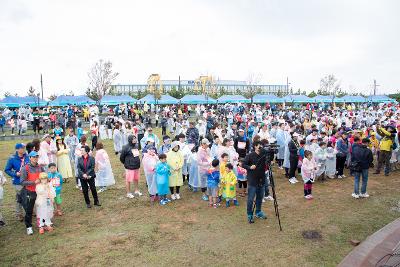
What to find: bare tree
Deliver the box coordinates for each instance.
[319,74,341,96]
[3,91,11,97]
[27,86,36,96]
[49,94,58,101]
[245,72,262,103]
[66,90,75,96]
[87,59,119,100]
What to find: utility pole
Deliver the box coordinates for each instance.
[178,75,181,93]
[373,79,379,96]
[40,74,44,100]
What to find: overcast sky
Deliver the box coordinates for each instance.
[0,0,399,97]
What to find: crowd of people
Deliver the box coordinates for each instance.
[0,100,399,234]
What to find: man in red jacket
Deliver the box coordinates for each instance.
[20,151,45,235]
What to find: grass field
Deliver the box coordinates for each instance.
[0,130,399,267]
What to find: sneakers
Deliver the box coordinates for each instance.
[98,187,107,193]
[39,227,45,234]
[27,227,33,235]
[351,193,360,199]
[360,193,370,198]
[264,196,274,201]
[304,195,310,199]
[255,211,267,220]
[226,200,230,207]
[171,194,176,200]
[247,215,254,224]
[175,194,181,200]
[134,191,143,197]
[202,194,209,201]
[233,199,239,206]
[337,175,343,179]
[160,199,167,206]
[342,174,347,178]
[289,178,297,184]
[126,193,135,199]
[292,177,299,183]
[213,203,218,208]
[165,198,171,203]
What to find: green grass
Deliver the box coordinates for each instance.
[0,129,399,267]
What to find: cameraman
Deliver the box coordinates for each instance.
[243,140,268,223]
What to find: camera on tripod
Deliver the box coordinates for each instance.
[261,139,279,164]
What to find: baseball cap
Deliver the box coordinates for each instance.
[28,151,38,157]
[15,143,25,149]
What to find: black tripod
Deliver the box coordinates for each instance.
[251,163,282,231]
[267,165,282,231]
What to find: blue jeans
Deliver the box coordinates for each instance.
[247,185,265,215]
[354,169,369,194]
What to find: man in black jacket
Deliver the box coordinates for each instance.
[350,138,373,199]
[77,146,100,208]
[120,135,142,199]
[243,141,268,223]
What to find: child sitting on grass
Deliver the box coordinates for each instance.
[207,159,220,208]
[155,154,171,205]
[48,163,63,216]
[301,150,318,200]
[220,163,239,207]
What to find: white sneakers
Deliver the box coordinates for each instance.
[27,227,33,235]
[352,193,370,199]
[289,177,298,184]
[264,196,274,201]
[170,194,181,200]
[134,191,143,197]
[342,175,347,178]
[337,175,343,179]
[126,193,135,199]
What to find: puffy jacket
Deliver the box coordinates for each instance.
[0,117,5,126]
[336,138,349,156]
[120,135,141,170]
[377,127,394,152]
[351,143,373,169]
[186,127,199,145]
[4,152,30,185]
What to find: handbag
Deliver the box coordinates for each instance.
[349,160,362,172]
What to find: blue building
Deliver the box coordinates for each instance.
[111,79,288,95]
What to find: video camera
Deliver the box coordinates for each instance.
[262,139,279,164]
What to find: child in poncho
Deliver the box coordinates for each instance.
[155,154,171,205]
[301,150,318,200]
[48,163,63,216]
[142,146,159,202]
[220,163,239,207]
[36,172,56,234]
[237,160,247,197]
